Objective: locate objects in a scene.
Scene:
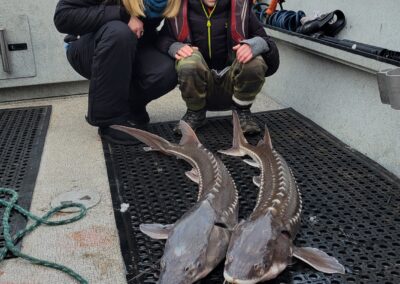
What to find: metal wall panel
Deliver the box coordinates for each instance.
[0,0,85,89]
[0,15,36,80]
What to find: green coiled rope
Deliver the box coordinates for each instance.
[0,187,88,283]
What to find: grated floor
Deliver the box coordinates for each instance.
[0,106,51,255]
[103,108,400,284]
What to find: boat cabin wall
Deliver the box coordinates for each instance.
[263,0,400,177]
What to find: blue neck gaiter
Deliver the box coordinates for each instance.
[145,0,168,18]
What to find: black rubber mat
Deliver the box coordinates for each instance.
[0,106,51,256]
[102,108,400,284]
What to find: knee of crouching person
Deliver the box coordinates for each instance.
[100,21,137,48]
[176,51,208,78]
[243,56,268,77]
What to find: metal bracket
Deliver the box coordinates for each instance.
[377,68,400,110]
[0,28,11,73]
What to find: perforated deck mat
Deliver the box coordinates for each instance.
[102,108,400,284]
[0,106,51,256]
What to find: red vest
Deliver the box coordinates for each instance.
[168,0,250,44]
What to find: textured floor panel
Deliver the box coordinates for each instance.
[0,106,51,255]
[102,108,400,284]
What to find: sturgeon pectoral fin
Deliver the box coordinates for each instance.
[293,247,346,274]
[185,168,200,184]
[253,176,261,187]
[139,223,174,240]
[244,159,260,168]
[218,148,245,157]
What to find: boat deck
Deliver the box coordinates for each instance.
[0,88,282,283]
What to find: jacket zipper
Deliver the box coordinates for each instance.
[200,0,218,59]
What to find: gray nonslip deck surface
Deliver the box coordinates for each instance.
[103,108,400,284]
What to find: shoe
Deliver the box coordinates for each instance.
[98,120,144,145]
[173,109,207,135]
[233,105,261,135]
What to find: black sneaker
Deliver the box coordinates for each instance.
[98,120,144,145]
[173,109,207,134]
[234,105,261,135]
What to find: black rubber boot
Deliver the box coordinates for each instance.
[173,109,207,134]
[233,104,261,135]
[98,120,146,145]
[130,104,150,125]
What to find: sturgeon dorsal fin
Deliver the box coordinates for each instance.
[293,246,346,274]
[232,111,249,148]
[179,120,201,146]
[257,123,273,149]
[218,111,247,157]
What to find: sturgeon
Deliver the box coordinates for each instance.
[220,111,345,284]
[112,122,239,284]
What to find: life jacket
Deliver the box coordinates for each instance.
[168,0,251,44]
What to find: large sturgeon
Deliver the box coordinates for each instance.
[220,112,345,284]
[112,122,239,284]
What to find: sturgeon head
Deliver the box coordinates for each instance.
[224,211,293,283]
[221,112,345,283]
[112,121,238,284]
[149,200,231,284]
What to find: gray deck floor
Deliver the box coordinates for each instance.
[0,86,283,283]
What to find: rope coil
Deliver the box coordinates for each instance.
[0,187,88,283]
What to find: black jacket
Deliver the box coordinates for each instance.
[157,0,279,76]
[54,0,162,40]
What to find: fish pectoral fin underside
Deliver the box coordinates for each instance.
[293,247,346,274]
[139,223,174,240]
[253,176,261,187]
[218,148,245,157]
[243,159,260,168]
[185,168,200,184]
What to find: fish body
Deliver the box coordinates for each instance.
[112,122,238,284]
[221,112,345,284]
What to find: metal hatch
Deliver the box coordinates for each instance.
[0,15,36,80]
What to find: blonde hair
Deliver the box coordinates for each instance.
[122,0,181,18]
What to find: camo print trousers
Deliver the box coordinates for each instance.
[176,51,268,111]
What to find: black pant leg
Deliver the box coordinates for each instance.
[66,33,94,79]
[67,21,138,127]
[132,43,177,107]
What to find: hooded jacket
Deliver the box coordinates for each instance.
[54,0,163,41]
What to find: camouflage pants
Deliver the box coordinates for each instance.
[176,51,268,111]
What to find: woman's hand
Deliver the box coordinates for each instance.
[128,16,144,39]
[176,45,198,60]
[233,44,253,63]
